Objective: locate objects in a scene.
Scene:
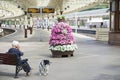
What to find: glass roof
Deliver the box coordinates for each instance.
[0,0,110,19]
[0,0,24,19]
[39,0,50,7]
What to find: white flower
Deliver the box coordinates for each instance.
[56,45,61,51]
[62,29,67,34]
[61,46,65,52]
[49,44,78,52]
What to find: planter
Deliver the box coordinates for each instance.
[51,50,74,58]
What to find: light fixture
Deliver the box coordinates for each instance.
[18,5,20,8]
[24,11,27,15]
[30,14,32,17]
[60,10,63,15]
[67,6,70,8]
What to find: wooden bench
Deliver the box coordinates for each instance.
[0,53,22,78]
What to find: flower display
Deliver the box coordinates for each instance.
[49,44,78,52]
[49,22,77,52]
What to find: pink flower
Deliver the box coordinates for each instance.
[49,22,75,45]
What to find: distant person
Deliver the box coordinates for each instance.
[7,41,31,76]
[100,22,106,28]
[0,23,1,27]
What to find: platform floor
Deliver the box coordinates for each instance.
[0,28,120,80]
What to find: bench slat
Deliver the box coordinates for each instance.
[0,53,18,65]
[0,53,22,78]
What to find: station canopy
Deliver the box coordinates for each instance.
[0,0,110,19]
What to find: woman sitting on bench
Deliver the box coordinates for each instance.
[7,40,31,76]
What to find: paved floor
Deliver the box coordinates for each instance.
[0,28,120,80]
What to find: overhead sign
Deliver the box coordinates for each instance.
[42,8,55,13]
[28,8,40,13]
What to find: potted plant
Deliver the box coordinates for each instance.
[49,16,77,57]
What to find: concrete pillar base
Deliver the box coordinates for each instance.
[109,32,120,45]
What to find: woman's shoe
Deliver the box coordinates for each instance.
[26,71,31,76]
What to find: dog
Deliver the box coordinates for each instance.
[39,59,50,76]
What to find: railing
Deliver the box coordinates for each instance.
[72,27,109,41]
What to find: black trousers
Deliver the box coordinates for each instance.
[19,59,31,73]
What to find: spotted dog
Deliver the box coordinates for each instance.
[39,59,50,76]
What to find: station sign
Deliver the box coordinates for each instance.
[42,8,55,13]
[27,8,55,13]
[28,8,40,13]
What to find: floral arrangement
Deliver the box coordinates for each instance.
[49,22,77,52]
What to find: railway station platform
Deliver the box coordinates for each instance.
[0,28,120,80]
